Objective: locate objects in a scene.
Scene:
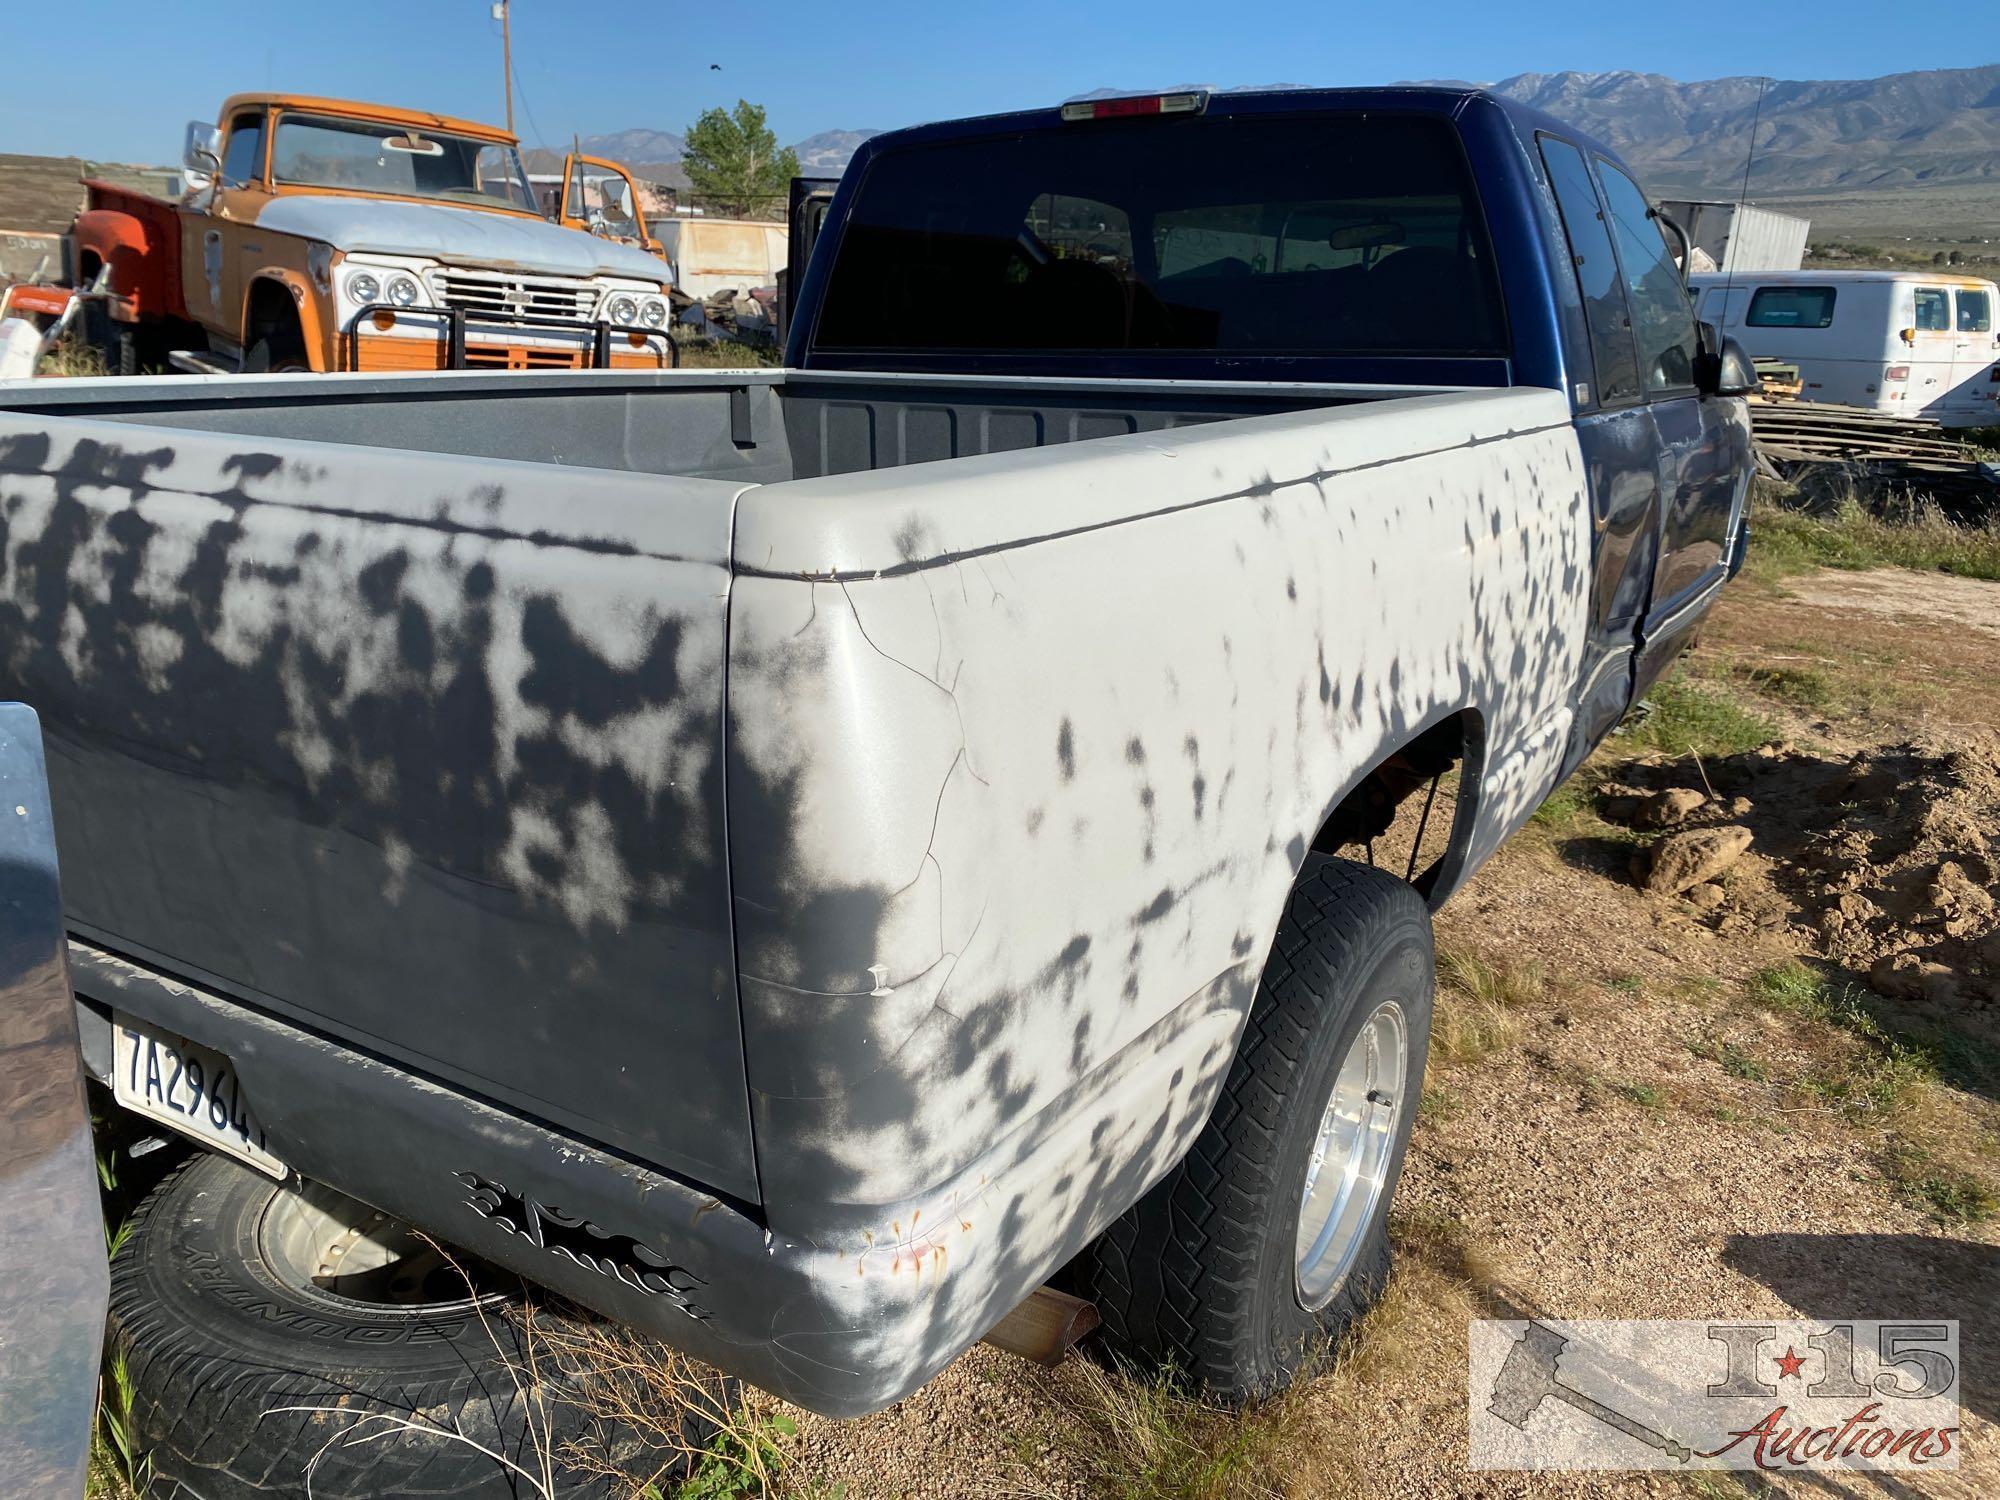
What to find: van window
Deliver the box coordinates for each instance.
[1593,161,1698,393]
[220,113,265,188]
[1538,136,1640,405]
[1913,288,1952,332]
[1958,289,1993,333]
[1745,286,1835,329]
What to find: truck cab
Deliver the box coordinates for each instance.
[72,94,679,374]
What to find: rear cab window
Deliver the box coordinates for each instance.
[811,112,1508,366]
[1746,286,1836,328]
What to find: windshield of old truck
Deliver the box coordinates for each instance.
[270,114,538,212]
[812,112,1506,361]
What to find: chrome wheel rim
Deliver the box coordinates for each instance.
[1294,1001,1409,1310]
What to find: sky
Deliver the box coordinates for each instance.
[0,0,1968,164]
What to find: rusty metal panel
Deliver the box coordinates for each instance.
[0,703,106,1499]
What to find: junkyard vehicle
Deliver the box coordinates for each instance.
[0,85,1754,1495]
[69,93,677,374]
[1692,268,2000,426]
[551,151,668,258]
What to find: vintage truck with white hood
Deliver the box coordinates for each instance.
[66,93,677,376]
[0,85,1754,1496]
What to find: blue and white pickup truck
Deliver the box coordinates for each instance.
[0,84,1753,1496]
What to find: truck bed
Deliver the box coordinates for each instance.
[3,366,1455,482]
[0,367,1454,1201]
[0,364,1589,1410]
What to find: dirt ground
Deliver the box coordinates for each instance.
[773,560,2000,1499]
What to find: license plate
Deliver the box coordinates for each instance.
[112,1014,287,1179]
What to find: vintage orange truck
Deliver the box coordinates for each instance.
[72,94,677,374]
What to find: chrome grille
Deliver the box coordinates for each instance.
[432,270,597,322]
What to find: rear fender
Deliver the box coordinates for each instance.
[72,210,163,323]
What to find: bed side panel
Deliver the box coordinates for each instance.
[727,389,1588,1236]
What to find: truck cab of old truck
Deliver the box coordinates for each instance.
[72,94,677,375]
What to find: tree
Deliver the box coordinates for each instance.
[681,101,799,219]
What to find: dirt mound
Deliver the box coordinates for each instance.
[1596,732,2000,1025]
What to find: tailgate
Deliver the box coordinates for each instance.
[0,415,759,1200]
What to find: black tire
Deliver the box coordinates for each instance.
[78,299,134,375]
[1086,856,1433,1401]
[110,1153,721,1498]
[240,322,309,374]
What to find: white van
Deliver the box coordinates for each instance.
[1690,269,2000,428]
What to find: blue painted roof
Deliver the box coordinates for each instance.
[846,85,1633,181]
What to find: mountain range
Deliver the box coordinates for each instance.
[547,63,1999,196]
[1460,65,2000,194]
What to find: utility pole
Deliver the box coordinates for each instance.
[494,1,515,136]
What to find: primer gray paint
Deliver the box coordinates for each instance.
[0,370,1595,1415]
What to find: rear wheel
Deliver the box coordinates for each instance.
[110,1153,721,1498]
[1086,856,1433,1400]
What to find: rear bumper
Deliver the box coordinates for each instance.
[70,937,1240,1417]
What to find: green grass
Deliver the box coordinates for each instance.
[1718,1041,1769,1083]
[1616,1080,1664,1109]
[1745,961,1998,1115]
[1527,776,1594,832]
[1048,1360,1304,1500]
[1418,1085,1462,1123]
[670,1407,795,1499]
[1881,1139,2000,1227]
[1746,491,2000,584]
[673,336,781,369]
[1622,671,1778,760]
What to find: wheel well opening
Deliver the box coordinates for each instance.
[1310,710,1480,904]
[245,278,302,346]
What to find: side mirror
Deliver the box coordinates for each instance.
[182,120,220,176]
[1695,332,1759,398]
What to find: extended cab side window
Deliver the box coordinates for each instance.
[1593,160,1699,394]
[1538,136,1640,406]
[219,113,265,189]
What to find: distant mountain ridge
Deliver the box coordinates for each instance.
[1422,65,2000,193]
[543,63,2000,196]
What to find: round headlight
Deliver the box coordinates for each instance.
[606,294,639,326]
[385,275,421,308]
[346,271,381,306]
[640,297,667,327]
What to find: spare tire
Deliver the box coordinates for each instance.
[109,1152,721,1498]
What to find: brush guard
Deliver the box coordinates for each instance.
[343,304,680,372]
